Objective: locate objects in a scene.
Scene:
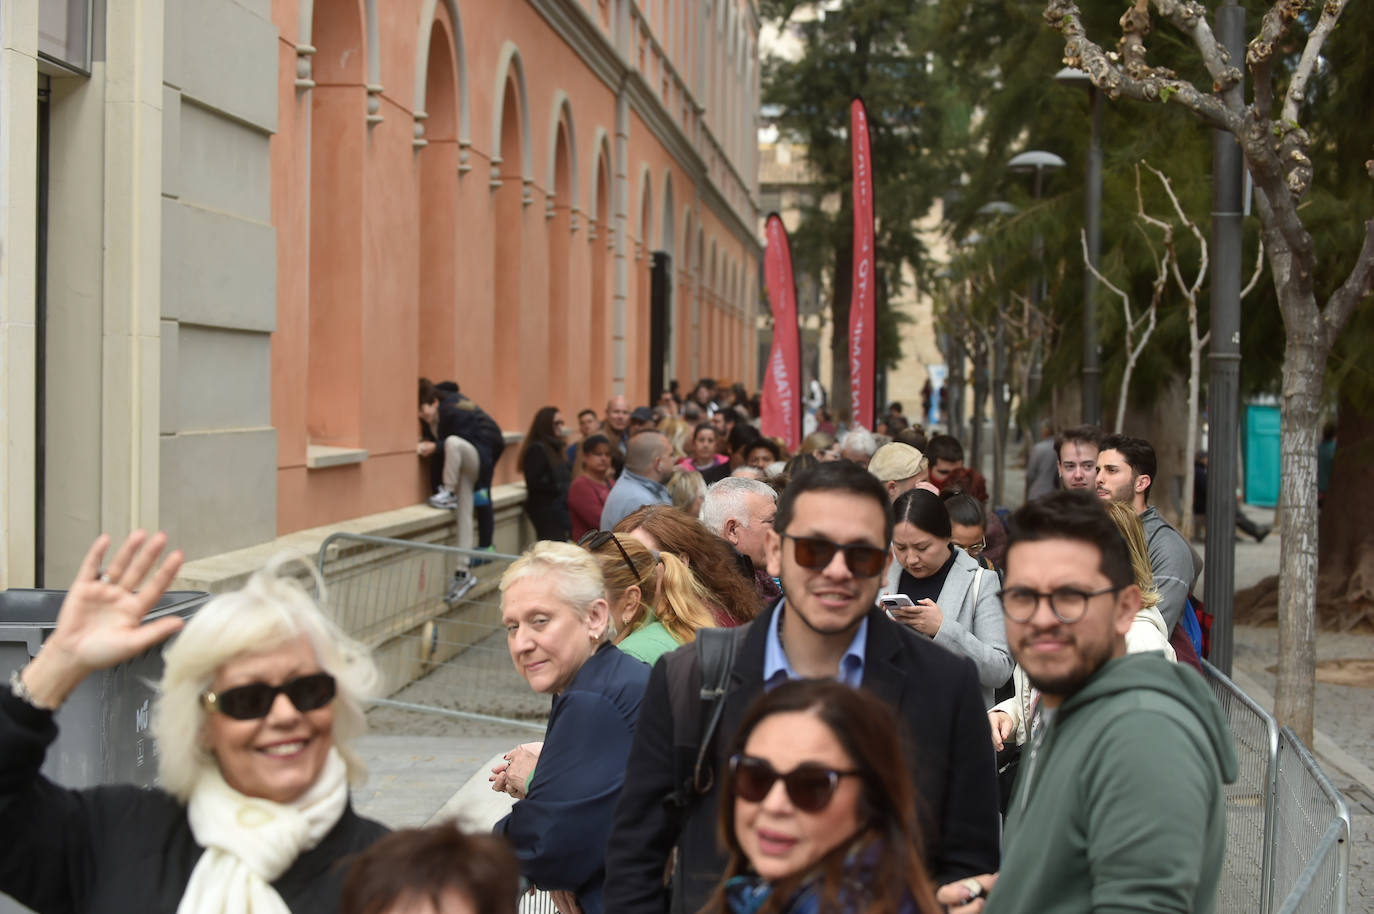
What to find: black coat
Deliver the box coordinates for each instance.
[0,690,388,914]
[522,442,572,540]
[602,604,1002,914]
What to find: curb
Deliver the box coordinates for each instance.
[427,750,517,830]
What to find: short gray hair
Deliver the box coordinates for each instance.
[840,427,878,458]
[152,556,379,803]
[500,540,613,635]
[700,477,777,534]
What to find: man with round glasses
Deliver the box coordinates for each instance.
[938,490,1237,914]
[605,461,999,914]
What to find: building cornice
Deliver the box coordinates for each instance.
[527,0,761,255]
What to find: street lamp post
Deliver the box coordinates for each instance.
[1055,66,1104,427]
[1007,151,1064,502]
[976,200,1020,508]
[1205,0,1246,675]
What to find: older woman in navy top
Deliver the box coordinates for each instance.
[492,541,650,914]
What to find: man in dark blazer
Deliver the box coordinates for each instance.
[603,461,1001,914]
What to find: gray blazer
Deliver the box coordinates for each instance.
[879,547,1012,707]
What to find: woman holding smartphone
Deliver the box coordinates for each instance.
[877,489,1011,707]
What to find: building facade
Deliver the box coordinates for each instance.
[1,0,761,587]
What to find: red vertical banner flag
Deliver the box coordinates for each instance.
[848,97,876,430]
[762,214,803,452]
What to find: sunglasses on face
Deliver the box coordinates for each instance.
[578,529,640,581]
[781,534,887,578]
[201,673,337,720]
[730,755,861,813]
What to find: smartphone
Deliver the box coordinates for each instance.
[879,594,915,619]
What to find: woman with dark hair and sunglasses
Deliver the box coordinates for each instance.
[0,532,387,914]
[613,504,764,625]
[704,679,941,914]
[520,406,573,541]
[878,490,1012,707]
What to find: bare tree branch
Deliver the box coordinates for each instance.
[1282,0,1351,125]
[1142,161,1210,301]
[1150,0,1242,99]
[1247,0,1306,117]
[1044,0,1242,133]
[1241,237,1267,300]
[1322,217,1374,351]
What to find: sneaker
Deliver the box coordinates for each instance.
[444,571,477,606]
[470,546,496,568]
[428,488,459,510]
[1255,525,1271,544]
[473,488,492,508]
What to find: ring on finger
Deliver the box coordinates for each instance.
[98,572,113,584]
[961,878,987,901]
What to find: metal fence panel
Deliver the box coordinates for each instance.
[1271,727,1350,914]
[316,534,546,731]
[1202,660,1281,914]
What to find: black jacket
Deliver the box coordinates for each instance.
[495,645,651,914]
[602,603,1001,914]
[422,392,506,491]
[522,442,572,540]
[0,690,387,914]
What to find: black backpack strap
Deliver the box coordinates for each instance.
[664,626,743,808]
[692,627,742,794]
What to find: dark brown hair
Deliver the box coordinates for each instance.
[613,505,761,624]
[706,680,939,914]
[341,823,519,914]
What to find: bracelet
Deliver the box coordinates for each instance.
[8,668,54,711]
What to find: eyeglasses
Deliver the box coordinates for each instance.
[781,534,887,578]
[201,673,337,720]
[730,755,861,813]
[578,529,640,581]
[1000,585,1120,624]
[961,539,987,558]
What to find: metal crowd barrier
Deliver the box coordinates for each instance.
[1201,661,1350,914]
[315,533,545,731]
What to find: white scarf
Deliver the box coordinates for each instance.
[177,749,349,914]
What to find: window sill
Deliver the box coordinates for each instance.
[306,445,369,469]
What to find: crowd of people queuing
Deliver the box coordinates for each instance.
[0,375,1240,914]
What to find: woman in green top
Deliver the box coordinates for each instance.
[577,530,718,665]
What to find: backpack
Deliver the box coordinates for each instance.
[664,626,745,809]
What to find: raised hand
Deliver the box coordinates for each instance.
[20,531,184,708]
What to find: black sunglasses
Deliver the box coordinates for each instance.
[730,755,861,813]
[201,673,337,720]
[781,534,887,578]
[578,529,640,581]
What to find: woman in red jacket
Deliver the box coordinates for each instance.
[568,434,615,540]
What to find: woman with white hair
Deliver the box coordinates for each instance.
[0,531,385,913]
[489,541,650,914]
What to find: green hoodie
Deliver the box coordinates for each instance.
[986,653,1239,914]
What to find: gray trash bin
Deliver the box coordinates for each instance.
[0,588,208,789]
[1,589,208,914]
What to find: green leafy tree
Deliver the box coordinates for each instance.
[761,0,966,416]
[1041,0,1374,744]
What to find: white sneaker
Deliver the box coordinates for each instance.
[444,571,477,605]
[428,488,459,509]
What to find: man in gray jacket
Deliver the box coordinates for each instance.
[1095,434,1196,633]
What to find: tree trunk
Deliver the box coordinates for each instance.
[829,238,854,424]
[1316,385,1374,630]
[1275,328,1327,746]
[1181,330,1202,540]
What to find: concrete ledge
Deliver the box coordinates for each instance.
[305,444,369,469]
[173,482,531,593]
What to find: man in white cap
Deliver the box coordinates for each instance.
[868,442,937,500]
